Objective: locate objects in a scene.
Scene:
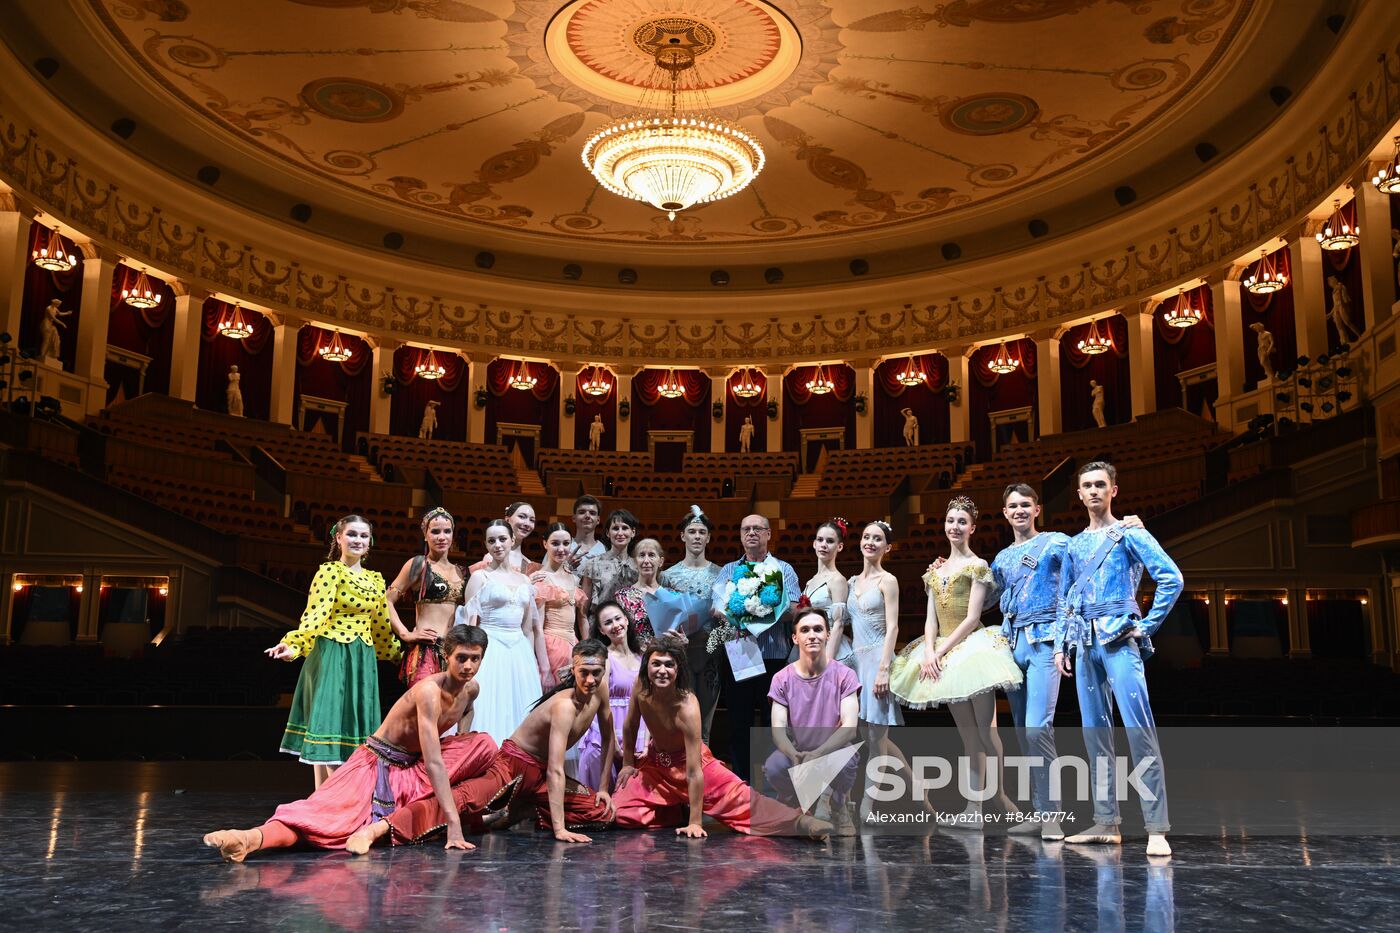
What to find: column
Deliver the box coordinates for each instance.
[367,337,397,436]
[74,245,118,412]
[1285,587,1311,659]
[1033,329,1061,436]
[1206,584,1229,656]
[166,283,207,403]
[1353,176,1394,325]
[854,361,874,449]
[1127,304,1156,418]
[76,569,102,643]
[0,569,15,644]
[1208,271,1246,402]
[764,367,781,452]
[268,315,303,426]
[558,364,575,450]
[467,355,486,444]
[947,349,970,444]
[615,371,633,452]
[708,368,726,453]
[1287,232,1330,361]
[0,194,35,343]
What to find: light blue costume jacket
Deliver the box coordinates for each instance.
[990,532,1071,646]
[1056,524,1183,659]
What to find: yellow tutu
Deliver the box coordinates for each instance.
[890,626,1023,709]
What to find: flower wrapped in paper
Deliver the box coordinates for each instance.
[707,560,786,654]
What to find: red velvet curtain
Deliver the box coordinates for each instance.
[1153,286,1216,415]
[294,324,372,451]
[630,369,711,461]
[572,367,617,451]
[969,340,1037,459]
[1322,215,1366,348]
[485,358,559,454]
[1240,249,1298,390]
[725,369,767,452]
[783,364,856,457]
[197,298,273,420]
[389,346,467,440]
[874,353,949,446]
[20,221,83,369]
[104,267,175,404]
[1060,316,1130,432]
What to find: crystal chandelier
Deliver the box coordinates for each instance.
[508,360,538,391]
[1243,248,1287,295]
[581,46,764,222]
[987,341,1020,374]
[1162,288,1203,329]
[657,368,686,399]
[31,225,77,272]
[318,329,352,362]
[805,365,835,395]
[216,302,255,340]
[1371,136,1400,194]
[581,364,612,397]
[1315,199,1359,251]
[1076,319,1113,355]
[414,348,445,380]
[895,355,928,386]
[731,367,762,398]
[121,268,162,309]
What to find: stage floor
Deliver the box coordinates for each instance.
[3,763,1394,932]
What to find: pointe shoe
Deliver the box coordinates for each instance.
[1146,833,1172,857]
[1064,823,1122,845]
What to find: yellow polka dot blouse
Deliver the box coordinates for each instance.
[281,561,402,662]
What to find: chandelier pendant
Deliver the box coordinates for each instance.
[414,348,446,380]
[508,360,538,391]
[1372,136,1400,194]
[582,46,764,221]
[1315,199,1359,251]
[1162,289,1203,329]
[987,341,1020,374]
[1076,319,1113,355]
[657,368,686,399]
[1243,248,1287,295]
[32,225,77,272]
[122,269,162,309]
[318,329,353,363]
[895,355,928,386]
[216,302,255,340]
[581,364,612,397]
[806,364,835,395]
[732,367,763,398]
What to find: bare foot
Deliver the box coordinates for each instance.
[1065,823,1123,845]
[1146,833,1172,857]
[203,828,262,863]
[346,819,390,855]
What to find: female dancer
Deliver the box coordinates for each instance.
[579,507,639,614]
[613,538,667,641]
[890,497,1024,823]
[385,507,466,686]
[533,522,587,684]
[659,505,723,745]
[577,600,649,791]
[804,517,855,667]
[846,521,905,815]
[473,502,540,574]
[268,515,411,788]
[462,519,550,745]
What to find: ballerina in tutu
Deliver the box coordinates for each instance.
[890,496,1024,825]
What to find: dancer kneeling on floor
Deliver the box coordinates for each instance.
[203,625,499,861]
[610,632,832,841]
[348,639,618,850]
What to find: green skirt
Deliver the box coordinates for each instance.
[279,636,380,765]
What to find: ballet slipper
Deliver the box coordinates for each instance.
[1145,833,1172,857]
[203,828,263,863]
[1041,816,1066,841]
[1064,823,1122,845]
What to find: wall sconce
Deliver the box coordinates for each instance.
[474,388,488,409]
[766,399,779,420]
[619,398,631,420]
[711,400,724,421]
[564,395,576,417]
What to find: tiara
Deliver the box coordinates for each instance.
[947,496,979,520]
[871,518,893,535]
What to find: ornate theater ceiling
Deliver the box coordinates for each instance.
[79,0,1257,251]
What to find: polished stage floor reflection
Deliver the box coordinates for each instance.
[3,763,1394,931]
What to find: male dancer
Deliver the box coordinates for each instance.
[611,632,831,840]
[203,626,499,860]
[347,639,617,850]
[762,605,861,834]
[567,495,605,570]
[1055,461,1182,857]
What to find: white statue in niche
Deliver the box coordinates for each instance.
[901,407,919,447]
[1250,322,1277,382]
[418,399,440,439]
[226,365,244,418]
[588,413,605,451]
[738,415,755,453]
[1327,277,1362,342]
[1090,380,1107,429]
[40,299,71,360]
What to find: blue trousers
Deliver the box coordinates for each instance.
[1074,631,1170,833]
[1006,634,1061,816]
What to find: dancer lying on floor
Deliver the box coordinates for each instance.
[347,638,618,851]
[204,625,498,860]
[610,632,832,841]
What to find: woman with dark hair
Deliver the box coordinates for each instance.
[579,507,639,614]
[266,515,409,788]
[473,502,540,574]
[533,522,587,683]
[659,505,724,744]
[385,507,466,686]
[804,517,854,667]
[577,600,648,792]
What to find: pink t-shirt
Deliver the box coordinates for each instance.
[768,660,861,752]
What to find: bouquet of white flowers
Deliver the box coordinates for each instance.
[707,559,785,654]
